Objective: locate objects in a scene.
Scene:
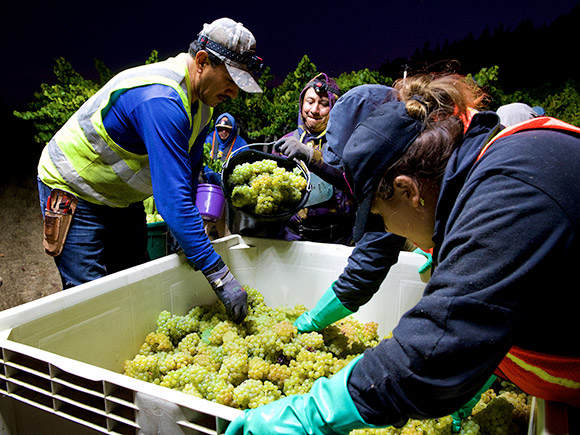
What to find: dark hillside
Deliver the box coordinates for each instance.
[379,4,580,92]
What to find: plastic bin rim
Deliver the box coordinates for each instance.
[147,221,166,228]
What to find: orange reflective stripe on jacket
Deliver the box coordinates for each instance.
[478,116,580,406]
[496,347,580,407]
[477,116,580,161]
[210,130,238,161]
[460,107,478,133]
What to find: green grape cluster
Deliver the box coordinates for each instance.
[124,288,531,431]
[124,287,379,409]
[350,381,531,435]
[203,142,223,173]
[146,212,164,223]
[227,159,307,215]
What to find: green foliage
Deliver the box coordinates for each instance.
[13,58,110,144]
[470,65,580,126]
[335,69,392,94]
[13,52,157,145]
[470,65,504,106]
[145,50,159,65]
[14,53,580,150]
[539,81,580,126]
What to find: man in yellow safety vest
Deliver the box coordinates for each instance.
[37,17,264,323]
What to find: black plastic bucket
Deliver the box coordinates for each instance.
[220,144,311,237]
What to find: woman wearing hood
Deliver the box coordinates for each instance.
[274,73,355,244]
[202,112,248,185]
[201,112,248,239]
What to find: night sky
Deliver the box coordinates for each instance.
[3,0,579,111]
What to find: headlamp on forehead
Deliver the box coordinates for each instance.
[310,73,341,97]
[197,35,265,75]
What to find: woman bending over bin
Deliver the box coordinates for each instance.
[226,72,580,434]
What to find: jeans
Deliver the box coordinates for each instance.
[38,179,149,289]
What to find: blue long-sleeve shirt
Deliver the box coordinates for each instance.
[102,84,219,271]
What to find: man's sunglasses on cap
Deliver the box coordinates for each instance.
[197,35,265,75]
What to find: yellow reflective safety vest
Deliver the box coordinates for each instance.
[38,53,212,207]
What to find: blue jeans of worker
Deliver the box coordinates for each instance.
[38,179,149,289]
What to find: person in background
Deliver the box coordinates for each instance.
[201,112,248,239]
[274,73,356,244]
[202,112,248,185]
[496,102,545,127]
[37,17,265,323]
[226,72,580,434]
[278,83,409,334]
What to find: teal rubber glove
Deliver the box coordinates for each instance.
[413,248,433,281]
[450,375,497,432]
[294,283,354,332]
[225,355,387,435]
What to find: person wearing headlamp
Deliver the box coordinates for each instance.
[274,73,356,244]
[37,17,264,323]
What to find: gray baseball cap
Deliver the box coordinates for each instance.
[196,18,263,93]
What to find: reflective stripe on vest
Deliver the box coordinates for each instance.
[210,130,238,161]
[477,116,580,406]
[41,53,212,207]
[496,347,580,407]
[477,116,580,161]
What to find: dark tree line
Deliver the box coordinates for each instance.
[380,4,580,97]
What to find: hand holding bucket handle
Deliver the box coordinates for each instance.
[274,137,314,163]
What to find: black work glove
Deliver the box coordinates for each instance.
[203,260,247,322]
[274,137,314,163]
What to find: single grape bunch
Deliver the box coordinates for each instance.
[228,159,307,215]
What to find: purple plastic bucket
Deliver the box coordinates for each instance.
[196,183,225,222]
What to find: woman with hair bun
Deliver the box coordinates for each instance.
[226,72,580,434]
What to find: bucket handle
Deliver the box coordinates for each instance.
[222,142,311,191]
[222,142,274,171]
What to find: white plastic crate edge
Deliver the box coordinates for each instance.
[0,237,247,434]
[0,236,254,332]
[0,337,241,418]
[0,235,544,434]
[0,255,182,336]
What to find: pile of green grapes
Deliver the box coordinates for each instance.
[351,380,531,434]
[124,287,530,434]
[226,159,307,215]
[124,287,378,409]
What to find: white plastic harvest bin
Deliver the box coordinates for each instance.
[0,235,543,434]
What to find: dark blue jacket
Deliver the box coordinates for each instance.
[348,111,580,425]
[324,84,406,308]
